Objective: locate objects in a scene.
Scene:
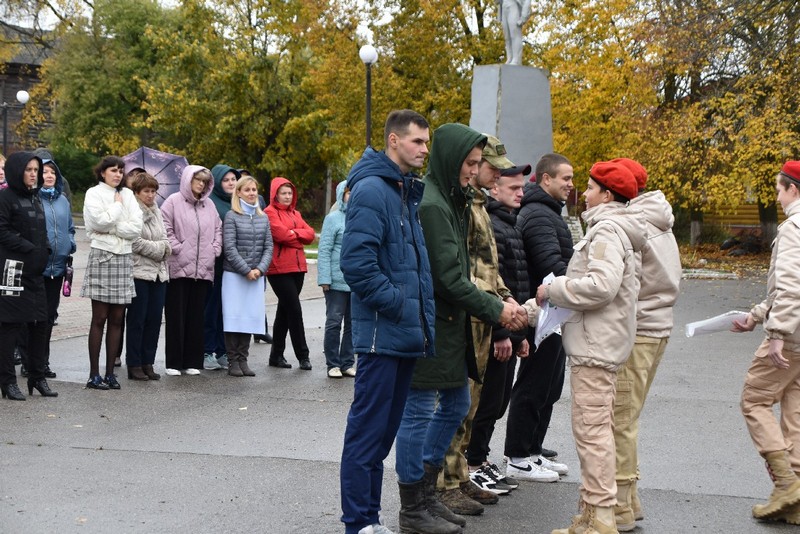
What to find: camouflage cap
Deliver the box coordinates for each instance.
[481,135,514,170]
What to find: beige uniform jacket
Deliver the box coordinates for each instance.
[750,199,800,352]
[547,202,647,371]
[630,190,681,337]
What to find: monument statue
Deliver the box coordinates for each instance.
[498,0,531,65]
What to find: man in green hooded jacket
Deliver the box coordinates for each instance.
[394,123,526,532]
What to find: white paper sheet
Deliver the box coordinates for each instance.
[685,310,749,337]
[535,273,574,349]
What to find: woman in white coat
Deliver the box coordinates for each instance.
[82,156,143,390]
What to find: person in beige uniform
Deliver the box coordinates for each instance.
[537,161,646,534]
[609,158,681,531]
[732,161,800,524]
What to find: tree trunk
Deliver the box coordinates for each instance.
[759,200,778,246]
[690,209,703,246]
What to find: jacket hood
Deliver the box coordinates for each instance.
[210,164,240,203]
[583,201,648,252]
[269,176,297,211]
[629,190,674,232]
[335,180,348,214]
[347,147,411,189]
[4,151,43,194]
[39,158,65,199]
[521,181,564,213]
[179,164,213,202]
[425,123,486,195]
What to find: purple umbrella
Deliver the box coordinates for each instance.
[122,147,189,206]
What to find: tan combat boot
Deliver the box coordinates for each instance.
[583,504,618,534]
[630,479,643,520]
[552,501,590,534]
[752,450,800,519]
[614,482,635,532]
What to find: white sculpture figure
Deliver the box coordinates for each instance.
[498,0,531,65]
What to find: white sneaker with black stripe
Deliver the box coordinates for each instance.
[536,455,569,475]
[505,457,559,483]
[485,462,519,490]
[469,465,511,495]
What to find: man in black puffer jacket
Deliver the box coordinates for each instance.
[504,153,575,482]
[465,163,531,487]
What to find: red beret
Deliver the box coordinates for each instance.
[610,157,648,190]
[781,161,800,183]
[589,161,638,201]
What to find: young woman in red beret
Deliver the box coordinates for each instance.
[732,161,800,524]
[536,161,647,534]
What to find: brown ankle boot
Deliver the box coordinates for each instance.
[228,360,244,377]
[753,450,800,519]
[127,366,149,380]
[142,365,161,380]
[239,359,255,377]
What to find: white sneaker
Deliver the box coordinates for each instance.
[164,368,181,376]
[327,367,343,378]
[203,354,222,370]
[536,455,569,475]
[342,367,356,377]
[505,457,559,483]
[358,525,394,534]
[184,368,201,375]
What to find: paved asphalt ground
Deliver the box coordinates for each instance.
[2,228,798,533]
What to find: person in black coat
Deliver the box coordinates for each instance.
[0,151,58,400]
[504,153,575,481]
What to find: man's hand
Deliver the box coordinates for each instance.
[518,338,530,358]
[494,338,513,362]
[499,301,527,331]
[731,313,757,332]
[767,338,790,369]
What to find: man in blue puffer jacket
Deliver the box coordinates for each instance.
[339,110,435,534]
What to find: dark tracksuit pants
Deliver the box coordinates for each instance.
[341,354,416,533]
[467,344,518,465]
[504,332,567,459]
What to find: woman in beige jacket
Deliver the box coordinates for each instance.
[732,161,800,524]
[537,161,646,534]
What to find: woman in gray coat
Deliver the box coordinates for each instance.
[221,176,273,377]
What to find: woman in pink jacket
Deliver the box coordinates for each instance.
[265,177,315,370]
[160,165,222,376]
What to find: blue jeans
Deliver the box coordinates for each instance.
[126,279,167,366]
[324,289,353,370]
[341,354,416,533]
[395,384,471,484]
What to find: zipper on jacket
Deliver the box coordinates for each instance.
[408,183,429,356]
[194,202,201,278]
[370,310,378,353]
[46,198,58,278]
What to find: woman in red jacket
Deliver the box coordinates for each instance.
[265,177,316,370]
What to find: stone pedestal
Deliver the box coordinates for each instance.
[469,64,553,170]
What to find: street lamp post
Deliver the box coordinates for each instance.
[2,90,30,155]
[359,44,378,149]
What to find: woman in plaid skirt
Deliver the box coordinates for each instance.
[82,156,143,390]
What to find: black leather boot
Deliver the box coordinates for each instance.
[398,480,462,534]
[422,463,467,527]
[1,383,26,401]
[28,378,58,397]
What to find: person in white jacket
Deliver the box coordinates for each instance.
[537,160,646,534]
[609,158,681,531]
[82,156,143,390]
[732,161,800,524]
